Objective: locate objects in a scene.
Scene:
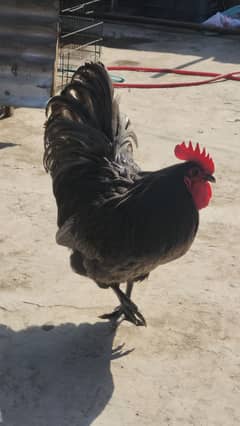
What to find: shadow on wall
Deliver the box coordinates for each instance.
[0,321,131,426]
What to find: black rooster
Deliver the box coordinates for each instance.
[44,63,215,326]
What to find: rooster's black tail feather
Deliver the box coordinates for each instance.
[44,62,139,179]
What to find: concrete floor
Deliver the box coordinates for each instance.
[0,24,240,425]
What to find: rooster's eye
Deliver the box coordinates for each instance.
[190,167,201,178]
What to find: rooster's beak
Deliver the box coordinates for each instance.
[204,174,216,183]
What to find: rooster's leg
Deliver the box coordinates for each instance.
[100,283,146,326]
[113,285,146,326]
[126,280,134,298]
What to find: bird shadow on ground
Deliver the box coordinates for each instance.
[0,321,131,426]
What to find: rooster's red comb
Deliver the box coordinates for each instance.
[174,141,215,175]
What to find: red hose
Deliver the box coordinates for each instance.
[107,66,240,88]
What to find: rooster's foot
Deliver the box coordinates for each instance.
[100,303,146,326]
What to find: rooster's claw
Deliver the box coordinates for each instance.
[100,305,146,327]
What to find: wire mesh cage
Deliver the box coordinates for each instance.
[57,0,103,89]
